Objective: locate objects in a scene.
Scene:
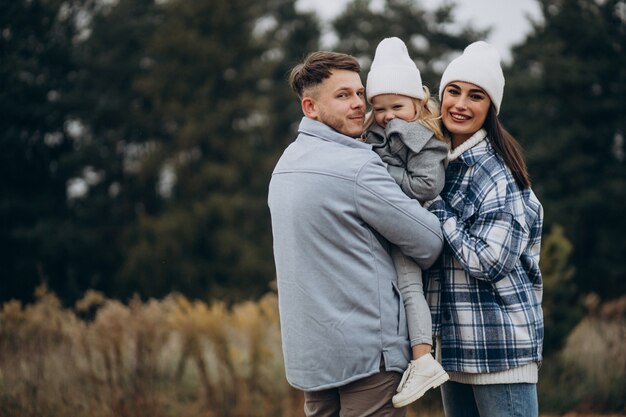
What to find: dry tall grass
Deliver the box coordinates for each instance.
[0,286,300,417]
[1,287,624,416]
[538,295,626,414]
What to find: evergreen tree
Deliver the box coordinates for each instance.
[0,0,84,302]
[539,224,582,354]
[505,0,626,299]
[117,0,321,301]
[64,0,163,300]
[331,0,486,88]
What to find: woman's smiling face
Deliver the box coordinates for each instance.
[441,81,491,146]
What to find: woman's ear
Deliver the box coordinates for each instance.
[301,97,318,119]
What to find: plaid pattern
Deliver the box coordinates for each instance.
[425,139,544,374]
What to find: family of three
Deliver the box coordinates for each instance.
[268,37,544,417]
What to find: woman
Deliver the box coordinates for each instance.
[425,41,544,417]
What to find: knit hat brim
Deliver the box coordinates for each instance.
[438,41,504,114]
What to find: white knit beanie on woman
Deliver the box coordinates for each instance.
[438,41,505,114]
[366,37,424,103]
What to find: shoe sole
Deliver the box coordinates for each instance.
[392,371,450,408]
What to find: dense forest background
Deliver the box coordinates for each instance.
[0,0,626,416]
[1,0,625,414]
[4,0,625,307]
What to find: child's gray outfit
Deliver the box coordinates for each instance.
[364,118,448,347]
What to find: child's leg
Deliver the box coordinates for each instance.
[390,246,448,408]
[390,246,432,358]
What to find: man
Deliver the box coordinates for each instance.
[267,51,444,416]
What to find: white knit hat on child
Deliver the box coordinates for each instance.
[366,37,424,102]
[438,41,505,114]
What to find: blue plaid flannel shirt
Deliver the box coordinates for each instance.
[425,138,544,374]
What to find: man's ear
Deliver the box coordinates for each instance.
[301,97,318,119]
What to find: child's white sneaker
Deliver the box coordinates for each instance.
[392,354,449,408]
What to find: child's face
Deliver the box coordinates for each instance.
[371,94,417,128]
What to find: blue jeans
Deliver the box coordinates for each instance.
[441,381,538,417]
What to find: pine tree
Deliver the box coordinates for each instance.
[539,224,582,354]
[116,0,321,300]
[331,0,486,89]
[505,0,626,299]
[0,0,84,302]
[64,0,163,299]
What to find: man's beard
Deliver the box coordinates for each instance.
[318,108,363,138]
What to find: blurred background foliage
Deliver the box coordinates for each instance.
[0,0,625,414]
[0,286,623,416]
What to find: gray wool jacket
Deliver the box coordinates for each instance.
[365,119,448,204]
[268,117,444,391]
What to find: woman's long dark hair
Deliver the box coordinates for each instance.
[484,104,531,189]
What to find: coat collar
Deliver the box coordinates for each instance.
[298,117,371,150]
[367,119,435,154]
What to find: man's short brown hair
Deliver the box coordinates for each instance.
[288,51,361,99]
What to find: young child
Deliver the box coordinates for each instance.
[364,37,449,408]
